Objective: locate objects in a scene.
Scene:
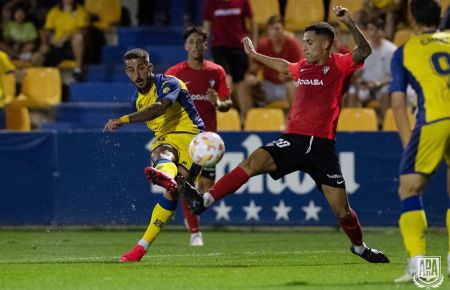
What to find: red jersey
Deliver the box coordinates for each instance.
[203,0,253,48]
[287,53,363,140]
[165,60,230,132]
[256,35,302,84]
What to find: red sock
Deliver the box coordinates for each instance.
[209,166,250,201]
[340,209,363,246]
[181,197,199,233]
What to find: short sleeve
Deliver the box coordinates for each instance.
[334,53,363,76]
[0,51,15,72]
[243,0,253,17]
[217,66,231,100]
[289,62,301,80]
[203,0,213,21]
[44,8,57,30]
[157,76,182,103]
[76,8,90,28]
[389,47,408,93]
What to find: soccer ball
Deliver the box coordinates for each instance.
[189,132,225,166]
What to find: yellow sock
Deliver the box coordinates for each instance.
[399,210,427,257]
[155,160,178,179]
[446,209,450,255]
[142,196,177,244]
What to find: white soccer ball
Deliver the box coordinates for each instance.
[189,132,225,167]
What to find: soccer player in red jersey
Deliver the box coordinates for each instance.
[165,26,231,246]
[184,6,390,263]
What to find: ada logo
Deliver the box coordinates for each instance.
[413,256,444,288]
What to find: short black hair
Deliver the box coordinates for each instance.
[363,17,385,30]
[183,26,208,42]
[305,22,335,44]
[267,15,284,27]
[123,48,150,63]
[410,0,441,28]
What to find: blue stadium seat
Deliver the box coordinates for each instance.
[117,26,184,46]
[85,64,128,82]
[41,121,147,131]
[69,82,136,102]
[55,102,132,123]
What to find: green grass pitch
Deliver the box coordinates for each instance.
[0,228,448,289]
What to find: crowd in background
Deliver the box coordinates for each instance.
[0,0,449,130]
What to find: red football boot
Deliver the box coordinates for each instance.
[119,244,146,262]
[144,167,178,192]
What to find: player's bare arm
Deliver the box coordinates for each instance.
[103,99,173,132]
[206,88,232,112]
[333,6,372,64]
[391,91,412,148]
[242,37,291,76]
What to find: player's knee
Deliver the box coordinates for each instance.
[335,209,352,223]
[398,180,424,199]
[151,145,178,163]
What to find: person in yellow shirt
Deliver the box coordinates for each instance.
[390,0,450,283]
[104,48,205,262]
[32,0,89,81]
[0,50,16,129]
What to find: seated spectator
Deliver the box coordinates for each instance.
[245,16,302,107]
[0,3,37,61]
[346,17,397,123]
[329,21,352,54]
[0,50,16,129]
[32,0,89,81]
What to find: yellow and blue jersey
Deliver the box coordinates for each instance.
[131,74,204,137]
[390,32,450,126]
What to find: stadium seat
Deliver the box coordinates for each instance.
[285,0,324,32]
[244,108,285,131]
[249,0,280,27]
[84,0,121,30]
[265,99,290,110]
[337,108,378,131]
[12,67,61,108]
[382,108,416,131]
[328,0,364,28]
[57,60,76,70]
[3,73,16,104]
[5,105,30,131]
[69,82,136,102]
[393,29,415,47]
[217,108,241,131]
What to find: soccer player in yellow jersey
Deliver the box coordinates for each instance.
[0,50,15,129]
[389,0,450,282]
[104,48,205,262]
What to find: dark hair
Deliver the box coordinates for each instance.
[183,26,208,42]
[267,15,284,27]
[12,3,28,19]
[363,17,385,30]
[410,0,441,27]
[305,22,335,44]
[123,48,150,63]
[58,0,77,11]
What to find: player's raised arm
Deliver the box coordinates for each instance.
[242,37,291,76]
[333,6,372,64]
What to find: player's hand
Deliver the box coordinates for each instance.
[333,6,352,26]
[242,37,256,56]
[103,118,123,132]
[206,88,219,106]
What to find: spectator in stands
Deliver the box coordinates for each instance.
[32,0,89,81]
[0,3,37,61]
[245,16,302,107]
[2,0,57,29]
[0,50,16,129]
[165,26,232,247]
[329,21,352,54]
[347,17,397,123]
[203,0,257,122]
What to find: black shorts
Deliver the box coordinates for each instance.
[212,47,248,83]
[200,165,216,180]
[262,134,346,191]
[44,42,74,67]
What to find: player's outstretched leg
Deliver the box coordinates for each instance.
[120,195,177,262]
[181,195,203,246]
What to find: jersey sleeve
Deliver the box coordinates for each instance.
[389,47,407,93]
[76,8,90,28]
[156,76,182,103]
[289,61,301,80]
[0,51,15,72]
[44,8,57,30]
[334,53,363,76]
[203,0,213,21]
[217,66,231,100]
